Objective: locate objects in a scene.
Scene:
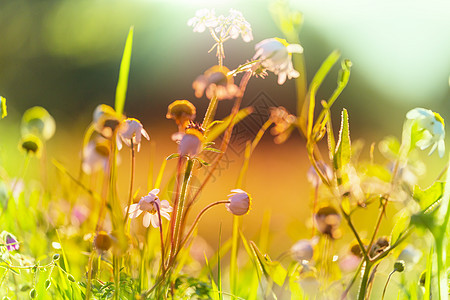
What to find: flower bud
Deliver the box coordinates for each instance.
[166,100,196,128]
[178,123,204,157]
[394,260,405,273]
[226,189,251,216]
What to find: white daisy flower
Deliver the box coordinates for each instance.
[126,189,173,228]
[187,8,218,33]
[226,189,251,215]
[253,38,303,85]
[117,118,150,152]
[406,107,445,157]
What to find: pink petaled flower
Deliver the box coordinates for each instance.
[117,118,150,152]
[126,189,173,228]
[226,189,251,216]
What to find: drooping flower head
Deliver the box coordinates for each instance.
[291,239,314,262]
[253,38,303,85]
[93,104,124,139]
[117,118,150,152]
[19,134,43,157]
[314,206,341,239]
[82,137,110,174]
[166,100,197,129]
[178,122,205,157]
[126,189,173,228]
[406,107,445,157]
[226,189,252,216]
[21,106,55,141]
[269,106,297,144]
[193,65,241,100]
[94,231,112,253]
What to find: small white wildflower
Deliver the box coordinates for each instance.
[406,107,445,157]
[126,189,173,228]
[187,9,218,33]
[226,189,251,215]
[117,118,150,152]
[253,38,303,85]
[215,9,253,42]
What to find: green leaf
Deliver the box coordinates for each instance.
[0,96,7,119]
[166,153,180,160]
[195,157,210,167]
[390,209,410,244]
[249,241,287,287]
[203,147,222,154]
[205,107,253,143]
[413,182,444,211]
[300,50,340,135]
[114,26,134,116]
[334,108,351,171]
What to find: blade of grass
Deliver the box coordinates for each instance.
[299,50,340,136]
[115,26,134,116]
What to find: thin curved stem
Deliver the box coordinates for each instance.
[154,202,166,274]
[381,270,395,300]
[177,200,229,256]
[123,141,135,227]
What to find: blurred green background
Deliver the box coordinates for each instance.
[0,0,449,252]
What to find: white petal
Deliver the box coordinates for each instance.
[130,209,143,219]
[150,189,160,196]
[141,128,150,141]
[126,203,139,214]
[150,215,160,228]
[286,44,303,53]
[277,72,287,85]
[143,212,151,227]
[160,211,171,221]
[438,140,446,157]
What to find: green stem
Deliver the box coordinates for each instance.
[155,202,166,274]
[170,159,194,262]
[435,238,447,300]
[203,96,218,131]
[357,260,372,300]
[85,251,96,300]
[230,215,241,298]
[381,270,395,300]
[123,141,135,228]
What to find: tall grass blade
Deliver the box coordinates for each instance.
[115,26,134,116]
